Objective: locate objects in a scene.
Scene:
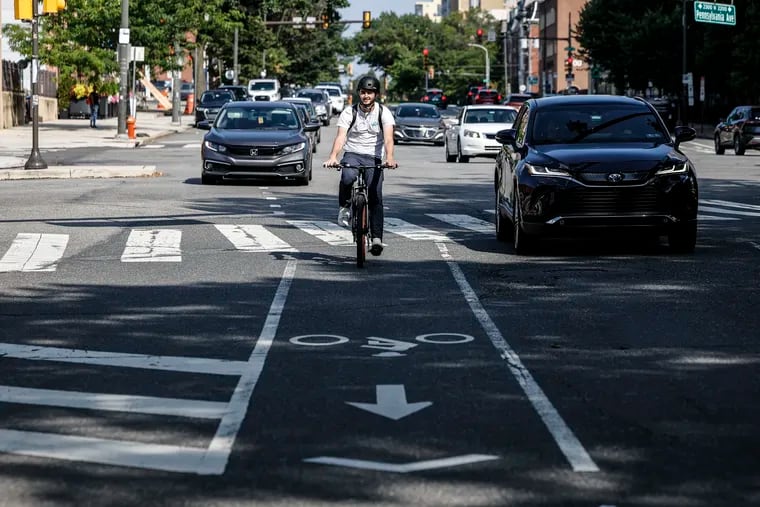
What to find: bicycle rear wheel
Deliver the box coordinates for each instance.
[354,194,368,268]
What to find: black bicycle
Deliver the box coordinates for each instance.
[332,163,387,268]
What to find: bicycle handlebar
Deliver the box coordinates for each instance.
[323,163,397,170]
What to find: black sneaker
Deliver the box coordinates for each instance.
[370,238,384,256]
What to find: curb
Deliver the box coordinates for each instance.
[0,166,160,181]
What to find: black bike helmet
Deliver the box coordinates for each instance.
[356,75,381,93]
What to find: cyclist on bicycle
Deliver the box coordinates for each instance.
[323,75,397,256]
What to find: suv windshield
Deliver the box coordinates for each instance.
[532,105,669,145]
[250,82,275,91]
[297,92,326,103]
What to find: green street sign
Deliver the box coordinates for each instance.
[694,1,736,26]
[564,46,575,51]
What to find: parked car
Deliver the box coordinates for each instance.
[197,101,319,185]
[502,93,533,109]
[295,88,331,126]
[219,85,249,101]
[474,89,502,105]
[179,82,195,100]
[494,95,698,254]
[247,78,281,101]
[282,97,322,151]
[315,84,345,115]
[713,105,760,155]
[420,88,448,109]
[194,89,235,125]
[444,105,517,162]
[392,102,444,145]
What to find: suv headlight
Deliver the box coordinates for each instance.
[526,163,570,177]
[204,140,227,153]
[463,129,481,138]
[656,161,688,175]
[278,142,305,155]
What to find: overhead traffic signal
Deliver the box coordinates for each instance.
[422,48,429,68]
[362,11,371,29]
[321,13,329,30]
[14,0,33,20]
[476,28,484,43]
[42,0,66,14]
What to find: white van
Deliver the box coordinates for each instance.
[248,79,281,101]
[315,84,345,114]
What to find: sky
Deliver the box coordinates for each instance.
[340,0,416,36]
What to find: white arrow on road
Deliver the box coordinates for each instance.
[346,385,432,420]
[304,454,499,473]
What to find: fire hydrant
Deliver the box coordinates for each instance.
[126,116,136,139]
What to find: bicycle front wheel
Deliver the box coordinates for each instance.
[354,194,368,268]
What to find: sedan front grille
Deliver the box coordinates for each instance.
[400,127,437,138]
[554,184,663,215]
[226,146,279,157]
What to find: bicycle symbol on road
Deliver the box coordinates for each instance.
[288,333,475,357]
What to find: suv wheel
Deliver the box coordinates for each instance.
[734,135,746,155]
[714,135,725,155]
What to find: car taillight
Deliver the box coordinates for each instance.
[442,95,447,101]
[497,95,502,101]
[468,91,473,96]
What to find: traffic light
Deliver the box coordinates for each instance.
[42,0,66,14]
[362,11,371,29]
[428,66,434,80]
[321,13,329,30]
[476,28,484,43]
[14,0,33,20]
[565,57,573,74]
[422,48,429,68]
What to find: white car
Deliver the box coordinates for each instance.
[444,105,518,163]
[248,79,281,101]
[315,85,345,115]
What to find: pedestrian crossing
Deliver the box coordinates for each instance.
[1,202,758,272]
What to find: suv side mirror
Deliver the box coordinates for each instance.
[495,128,516,146]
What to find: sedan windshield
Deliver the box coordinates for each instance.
[463,108,516,124]
[216,107,300,130]
[297,92,326,104]
[396,106,440,118]
[200,91,233,105]
[531,105,669,144]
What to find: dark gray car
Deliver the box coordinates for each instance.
[194,89,235,125]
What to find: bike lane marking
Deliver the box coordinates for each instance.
[0,233,69,272]
[434,242,599,473]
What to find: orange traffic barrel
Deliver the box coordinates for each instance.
[184,92,195,114]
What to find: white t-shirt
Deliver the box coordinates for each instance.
[337,104,396,158]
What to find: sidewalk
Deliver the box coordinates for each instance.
[0,111,194,179]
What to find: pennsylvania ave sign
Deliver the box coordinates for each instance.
[694,1,737,26]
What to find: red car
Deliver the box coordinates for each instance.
[474,89,502,105]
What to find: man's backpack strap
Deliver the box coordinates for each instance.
[348,103,385,133]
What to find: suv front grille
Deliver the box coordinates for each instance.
[555,185,663,215]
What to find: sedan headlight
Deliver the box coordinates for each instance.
[196,107,208,113]
[463,129,481,138]
[278,142,305,155]
[655,161,688,175]
[526,163,571,177]
[204,140,227,153]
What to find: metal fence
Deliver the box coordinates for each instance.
[1,60,57,97]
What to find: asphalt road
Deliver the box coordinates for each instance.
[0,126,758,506]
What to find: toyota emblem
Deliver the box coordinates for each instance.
[250,149,258,156]
[607,172,624,183]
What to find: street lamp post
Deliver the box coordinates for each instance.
[467,43,490,89]
[25,0,47,169]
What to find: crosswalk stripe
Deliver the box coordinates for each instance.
[699,205,760,217]
[0,233,68,272]
[700,199,760,212]
[0,429,209,474]
[698,214,739,221]
[215,224,297,252]
[287,220,354,246]
[427,214,493,233]
[121,229,182,262]
[0,385,227,419]
[0,342,247,376]
[385,218,450,242]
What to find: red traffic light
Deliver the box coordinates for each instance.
[476,28,483,37]
[422,48,429,56]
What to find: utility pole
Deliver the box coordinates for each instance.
[117,0,129,137]
[171,40,181,125]
[24,0,46,169]
[233,28,239,85]
[502,19,509,94]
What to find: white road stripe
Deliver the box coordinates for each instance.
[0,233,68,272]
[183,143,201,149]
[698,214,739,221]
[385,218,450,242]
[428,214,493,233]
[0,429,208,474]
[287,220,353,246]
[215,224,297,253]
[0,385,227,419]
[435,242,599,473]
[199,259,297,475]
[700,199,760,211]
[0,342,247,376]
[121,229,182,262]
[304,454,500,473]
[700,203,760,216]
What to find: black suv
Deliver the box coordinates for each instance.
[713,105,760,155]
[420,88,448,109]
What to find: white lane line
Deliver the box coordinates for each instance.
[0,233,69,272]
[142,145,164,149]
[385,218,450,242]
[699,205,760,217]
[198,259,297,475]
[428,214,493,233]
[287,220,353,246]
[698,214,739,221]
[265,197,277,201]
[0,429,208,474]
[269,204,281,208]
[0,385,227,419]
[700,199,760,211]
[182,143,201,149]
[435,242,599,473]
[304,454,500,473]
[0,342,247,376]
[121,229,182,262]
[215,224,297,253]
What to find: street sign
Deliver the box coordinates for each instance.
[694,1,736,26]
[487,29,496,42]
[528,75,538,85]
[130,46,144,63]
